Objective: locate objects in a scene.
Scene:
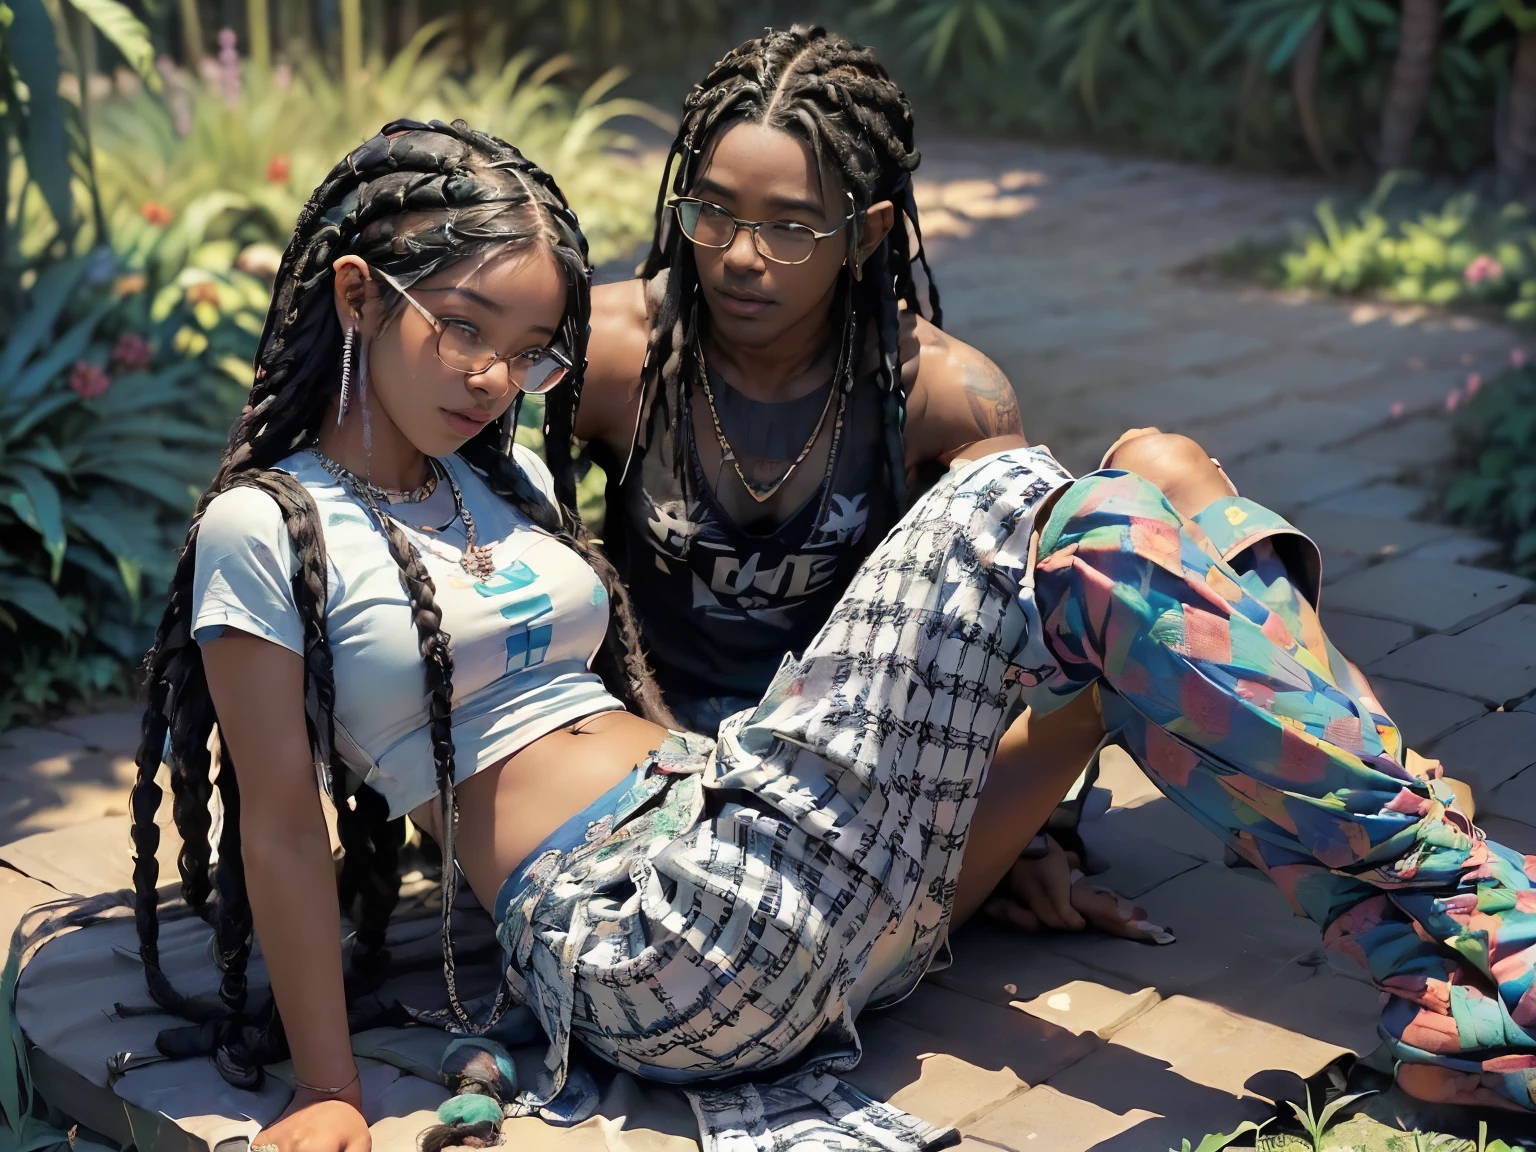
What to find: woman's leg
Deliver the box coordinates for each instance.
[1031,468,1536,1113]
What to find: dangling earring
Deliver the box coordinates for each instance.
[357,329,372,456]
[337,318,358,426]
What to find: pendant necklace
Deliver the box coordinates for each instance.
[313,451,495,580]
[693,334,847,504]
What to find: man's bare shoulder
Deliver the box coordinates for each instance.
[904,317,1024,465]
[580,279,651,444]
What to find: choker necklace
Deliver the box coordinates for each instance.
[313,451,495,580]
[311,451,437,504]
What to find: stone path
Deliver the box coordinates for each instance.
[5,139,1536,1151]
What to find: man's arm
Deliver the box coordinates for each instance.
[901,315,1028,475]
[575,278,650,453]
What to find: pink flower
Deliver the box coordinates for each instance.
[1445,387,1463,412]
[1465,255,1504,285]
[266,154,290,184]
[141,201,173,226]
[1513,348,1529,368]
[68,360,111,400]
[1467,372,1483,397]
[111,333,153,372]
[1390,401,1405,419]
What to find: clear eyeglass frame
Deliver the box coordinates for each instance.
[372,266,573,394]
[669,197,855,266]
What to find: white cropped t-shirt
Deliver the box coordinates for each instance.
[191,446,623,818]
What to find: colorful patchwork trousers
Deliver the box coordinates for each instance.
[502,449,1533,1152]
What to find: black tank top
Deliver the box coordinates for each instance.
[602,369,899,700]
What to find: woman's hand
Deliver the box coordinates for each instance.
[982,835,1174,944]
[254,1087,370,1152]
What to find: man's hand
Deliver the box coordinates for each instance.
[982,835,1174,944]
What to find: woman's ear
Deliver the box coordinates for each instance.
[332,255,373,329]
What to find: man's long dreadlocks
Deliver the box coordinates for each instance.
[128,118,670,1089]
[585,25,941,514]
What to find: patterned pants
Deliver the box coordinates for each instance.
[503,449,1533,1152]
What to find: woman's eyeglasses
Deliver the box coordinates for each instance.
[670,197,852,266]
[373,268,572,394]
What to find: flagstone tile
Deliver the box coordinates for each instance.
[1324,558,1533,634]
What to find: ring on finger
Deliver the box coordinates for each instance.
[252,1142,280,1152]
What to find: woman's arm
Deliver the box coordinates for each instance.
[202,629,369,1149]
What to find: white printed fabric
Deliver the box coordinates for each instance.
[495,448,1076,1152]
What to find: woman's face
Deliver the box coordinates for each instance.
[336,244,568,458]
[686,121,891,352]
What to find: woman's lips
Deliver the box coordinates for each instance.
[712,286,773,318]
[441,408,492,437]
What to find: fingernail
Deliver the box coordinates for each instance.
[1118,902,1135,920]
[1068,869,1085,884]
[1135,920,1176,945]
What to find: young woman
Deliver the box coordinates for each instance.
[574,27,1221,940]
[120,117,1533,1152]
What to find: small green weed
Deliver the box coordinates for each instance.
[1172,1119,1270,1152]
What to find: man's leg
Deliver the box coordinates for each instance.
[1029,468,1536,1112]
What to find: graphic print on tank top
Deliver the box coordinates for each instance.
[609,371,898,699]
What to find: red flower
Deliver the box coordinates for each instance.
[266,153,290,184]
[141,201,173,226]
[112,333,153,372]
[69,360,111,400]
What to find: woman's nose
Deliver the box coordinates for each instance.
[465,359,514,400]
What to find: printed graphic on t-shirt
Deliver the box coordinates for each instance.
[475,559,554,673]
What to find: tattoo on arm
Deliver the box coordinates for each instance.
[962,358,1023,438]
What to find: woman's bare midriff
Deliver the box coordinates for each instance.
[414,710,672,912]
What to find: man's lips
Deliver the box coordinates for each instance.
[711,284,774,317]
[441,407,493,436]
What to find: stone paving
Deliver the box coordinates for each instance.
[4,139,1536,1150]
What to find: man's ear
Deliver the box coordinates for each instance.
[332,255,372,327]
[858,200,896,263]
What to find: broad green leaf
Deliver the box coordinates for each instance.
[1190,1119,1268,1152]
[4,391,77,445]
[1330,2,1366,62]
[1267,5,1323,72]
[68,502,149,601]
[0,258,89,387]
[1352,0,1400,25]
[65,0,159,87]
[5,464,66,580]
[13,438,69,475]
[1,298,115,411]
[6,0,73,236]
[0,573,77,633]
[1459,0,1507,38]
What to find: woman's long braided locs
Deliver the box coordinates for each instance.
[128,118,667,1092]
[610,25,940,513]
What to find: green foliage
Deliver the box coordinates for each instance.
[1232,175,1536,322]
[1044,0,1213,121]
[1172,1119,1270,1152]
[1446,362,1536,575]
[0,245,245,726]
[1205,0,1398,75]
[84,25,672,267]
[855,0,1040,79]
[1287,1088,1375,1152]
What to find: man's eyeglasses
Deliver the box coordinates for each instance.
[374,267,572,395]
[669,197,853,266]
